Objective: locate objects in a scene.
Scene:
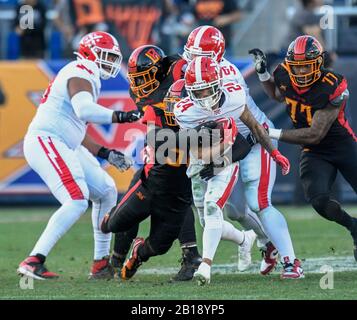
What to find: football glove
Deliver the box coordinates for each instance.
[98,147,133,172]
[271,149,290,175]
[248,48,267,74]
[114,110,142,123]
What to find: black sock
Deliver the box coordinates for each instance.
[35,254,46,264]
[182,245,199,257]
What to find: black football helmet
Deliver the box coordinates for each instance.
[163,79,187,127]
[127,45,166,98]
[285,35,324,88]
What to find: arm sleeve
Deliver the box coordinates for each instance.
[71,91,114,124]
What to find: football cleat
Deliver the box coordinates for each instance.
[260,241,278,275]
[281,257,304,279]
[238,230,257,272]
[17,256,59,280]
[171,250,202,281]
[121,237,144,280]
[193,261,211,286]
[88,256,114,280]
[110,254,126,278]
[350,217,357,261]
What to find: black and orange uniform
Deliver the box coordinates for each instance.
[106,105,193,264]
[273,63,357,234]
[112,48,199,264]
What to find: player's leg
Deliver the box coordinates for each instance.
[241,141,302,278]
[101,179,152,234]
[172,205,202,281]
[121,193,190,280]
[112,170,142,269]
[225,174,268,272]
[18,134,89,280]
[324,140,357,260]
[195,164,250,285]
[76,146,117,279]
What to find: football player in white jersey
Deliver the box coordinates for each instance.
[174,56,293,285]
[17,31,141,280]
[183,26,304,279]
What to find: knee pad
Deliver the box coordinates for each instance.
[204,201,223,229]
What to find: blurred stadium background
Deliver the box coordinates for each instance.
[0,0,356,207]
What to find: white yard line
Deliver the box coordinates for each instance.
[140,256,357,275]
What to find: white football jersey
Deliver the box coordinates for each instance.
[174,81,246,130]
[174,82,246,177]
[27,59,101,149]
[220,58,267,137]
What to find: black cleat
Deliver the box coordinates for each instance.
[110,254,125,278]
[171,250,202,281]
[121,238,144,280]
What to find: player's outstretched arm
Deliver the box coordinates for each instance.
[269,103,342,145]
[240,107,290,175]
[248,48,283,102]
[68,77,142,124]
[82,132,132,172]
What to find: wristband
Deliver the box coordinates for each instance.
[258,71,271,82]
[97,146,111,159]
[268,128,282,140]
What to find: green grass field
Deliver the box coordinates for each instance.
[1,206,357,300]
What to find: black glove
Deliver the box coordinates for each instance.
[114,110,142,123]
[199,159,226,181]
[248,48,267,74]
[246,132,258,147]
[194,120,218,132]
[98,147,133,172]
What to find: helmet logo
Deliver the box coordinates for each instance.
[145,48,161,64]
[82,34,103,47]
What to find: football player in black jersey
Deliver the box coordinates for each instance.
[249,35,357,261]
[111,45,202,281]
[101,80,252,280]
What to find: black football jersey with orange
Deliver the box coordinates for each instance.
[129,54,187,113]
[273,63,357,151]
[141,105,191,196]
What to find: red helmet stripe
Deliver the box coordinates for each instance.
[294,36,308,60]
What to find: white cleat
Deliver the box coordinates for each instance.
[238,230,257,272]
[193,262,211,286]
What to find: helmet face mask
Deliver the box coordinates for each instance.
[128,65,160,98]
[164,79,186,127]
[187,82,222,110]
[285,35,324,88]
[76,31,122,80]
[185,56,223,111]
[127,45,165,98]
[95,49,122,80]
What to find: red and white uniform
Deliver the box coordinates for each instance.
[174,82,245,213]
[219,58,277,213]
[28,59,100,150]
[24,58,115,207]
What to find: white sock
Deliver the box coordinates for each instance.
[92,190,116,260]
[30,200,88,257]
[202,202,223,261]
[221,220,244,244]
[260,206,296,262]
[202,226,222,261]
